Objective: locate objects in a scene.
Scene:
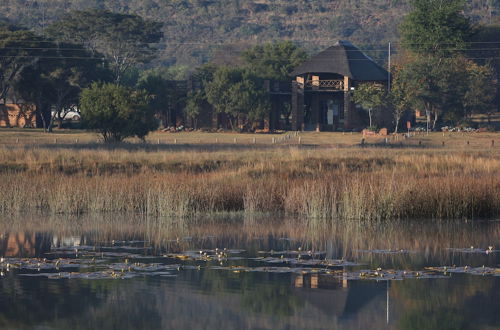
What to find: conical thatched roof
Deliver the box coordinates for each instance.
[290,41,388,81]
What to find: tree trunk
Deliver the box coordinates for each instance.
[368,109,373,128]
[394,115,400,134]
[425,109,431,135]
[432,111,439,130]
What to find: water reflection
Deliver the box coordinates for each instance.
[0,215,499,330]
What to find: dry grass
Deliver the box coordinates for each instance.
[0,130,499,221]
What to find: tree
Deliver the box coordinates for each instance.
[463,61,496,123]
[205,67,270,130]
[0,25,46,103]
[13,40,111,132]
[80,83,158,142]
[183,64,217,129]
[184,90,204,129]
[353,83,387,129]
[47,10,163,83]
[243,41,308,81]
[136,71,181,128]
[389,65,415,133]
[400,0,474,57]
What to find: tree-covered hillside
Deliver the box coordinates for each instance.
[0,0,498,67]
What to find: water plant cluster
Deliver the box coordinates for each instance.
[2,242,499,282]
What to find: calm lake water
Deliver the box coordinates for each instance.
[1,215,500,330]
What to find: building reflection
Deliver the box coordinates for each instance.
[0,232,52,257]
[292,270,389,325]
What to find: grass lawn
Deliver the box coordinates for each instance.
[0,128,499,150]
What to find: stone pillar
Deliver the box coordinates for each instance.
[311,93,320,132]
[291,81,304,131]
[343,76,352,130]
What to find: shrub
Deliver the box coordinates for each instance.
[80,83,158,142]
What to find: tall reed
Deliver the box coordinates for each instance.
[0,145,499,221]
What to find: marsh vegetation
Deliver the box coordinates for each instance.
[0,131,499,221]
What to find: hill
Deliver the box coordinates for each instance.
[0,0,498,68]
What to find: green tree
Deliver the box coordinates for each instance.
[463,60,497,123]
[205,66,270,130]
[47,10,163,83]
[0,25,46,103]
[389,65,415,133]
[400,0,474,56]
[397,56,475,130]
[136,70,182,128]
[183,64,217,129]
[243,41,308,81]
[184,90,204,129]
[80,83,158,142]
[13,40,111,131]
[353,82,387,129]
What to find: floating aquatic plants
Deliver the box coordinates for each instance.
[4,242,500,282]
[251,256,360,267]
[19,270,176,280]
[0,257,105,271]
[339,269,449,281]
[355,249,415,254]
[446,247,498,254]
[426,266,500,276]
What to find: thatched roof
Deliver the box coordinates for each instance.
[290,41,388,81]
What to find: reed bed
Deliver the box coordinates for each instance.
[0,144,499,221]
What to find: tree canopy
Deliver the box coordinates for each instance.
[243,41,308,81]
[400,0,474,56]
[80,83,158,142]
[205,66,270,130]
[47,10,163,82]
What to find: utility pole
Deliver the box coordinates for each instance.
[388,42,392,91]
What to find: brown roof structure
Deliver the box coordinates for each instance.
[290,40,389,81]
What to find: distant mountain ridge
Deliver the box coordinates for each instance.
[0,0,498,67]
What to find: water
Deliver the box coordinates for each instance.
[1,216,500,330]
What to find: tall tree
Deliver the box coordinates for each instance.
[47,10,163,83]
[400,0,474,56]
[463,60,496,122]
[205,66,270,131]
[389,65,415,133]
[136,70,185,128]
[14,41,110,131]
[353,83,387,129]
[243,41,308,81]
[0,25,46,103]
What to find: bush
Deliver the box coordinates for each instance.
[80,83,158,142]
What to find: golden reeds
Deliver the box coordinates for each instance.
[0,143,498,220]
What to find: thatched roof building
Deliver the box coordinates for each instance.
[290,40,388,81]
